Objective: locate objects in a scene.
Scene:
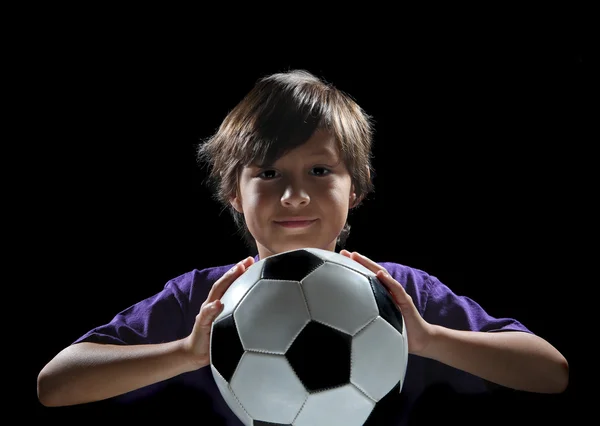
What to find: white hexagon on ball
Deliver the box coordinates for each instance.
[216,260,264,322]
[302,262,379,336]
[234,279,311,354]
[230,352,308,424]
[210,364,253,426]
[351,316,408,401]
[293,384,375,426]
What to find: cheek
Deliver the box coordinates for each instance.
[245,185,274,209]
[328,190,348,207]
[326,181,353,206]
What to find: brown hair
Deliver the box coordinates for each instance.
[196,69,376,253]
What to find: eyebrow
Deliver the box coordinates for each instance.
[308,148,337,158]
[250,148,339,168]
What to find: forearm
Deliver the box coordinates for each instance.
[37,340,199,407]
[422,326,569,393]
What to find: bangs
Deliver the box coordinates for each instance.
[235,72,335,168]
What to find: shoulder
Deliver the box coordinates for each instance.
[377,261,533,334]
[377,261,433,288]
[151,261,238,325]
[165,262,237,298]
[375,261,434,314]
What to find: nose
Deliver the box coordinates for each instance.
[280,183,310,208]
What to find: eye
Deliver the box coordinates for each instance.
[257,169,279,180]
[257,167,331,180]
[311,167,331,176]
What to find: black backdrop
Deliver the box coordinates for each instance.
[27,22,588,424]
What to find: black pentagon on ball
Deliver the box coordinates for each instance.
[211,314,245,382]
[368,275,404,335]
[262,249,325,282]
[285,320,352,392]
[254,421,292,426]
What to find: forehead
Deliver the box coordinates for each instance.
[249,129,340,167]
[296,129,339,157]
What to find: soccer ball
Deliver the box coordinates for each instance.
[210,248,408,426]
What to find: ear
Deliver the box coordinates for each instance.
[349,166,370,209]
[349,193,356,208]
[229,193,243,213]
[349,192,362,209]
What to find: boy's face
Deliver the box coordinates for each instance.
[230,129,358,259]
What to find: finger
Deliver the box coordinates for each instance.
[339,249,352,257]
[351,252,387,275]
[204,266,241,306]
[376,270,415,312]
[197,300,224,327]
[205,257,254,304]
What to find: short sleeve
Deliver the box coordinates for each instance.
[71,281,187,346]
[422,275,533,334]
[418,274,534,393]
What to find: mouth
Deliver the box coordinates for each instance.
[274,219,317,228]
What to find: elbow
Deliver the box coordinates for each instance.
[539,352,569,394]
[530,335,570,394]
[37,370,56,407]
[553,354,569,394]
[37,366,67,408]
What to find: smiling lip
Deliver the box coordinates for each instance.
[275,219,317,228]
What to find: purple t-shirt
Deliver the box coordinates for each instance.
[72,257,532,425]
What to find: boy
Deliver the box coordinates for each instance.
[37,69,569,425]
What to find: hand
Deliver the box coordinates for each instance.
[340,250,434,356]
[184,256,255,368]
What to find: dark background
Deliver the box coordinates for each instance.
[21,15,590,424]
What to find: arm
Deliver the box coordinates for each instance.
[421,326,569,393]
[340,250,569,394]
[37,256,255,407]
[37,340,199,407]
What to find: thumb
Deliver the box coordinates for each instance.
[198,300,224,327]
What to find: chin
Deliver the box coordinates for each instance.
[272,239,336,255]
